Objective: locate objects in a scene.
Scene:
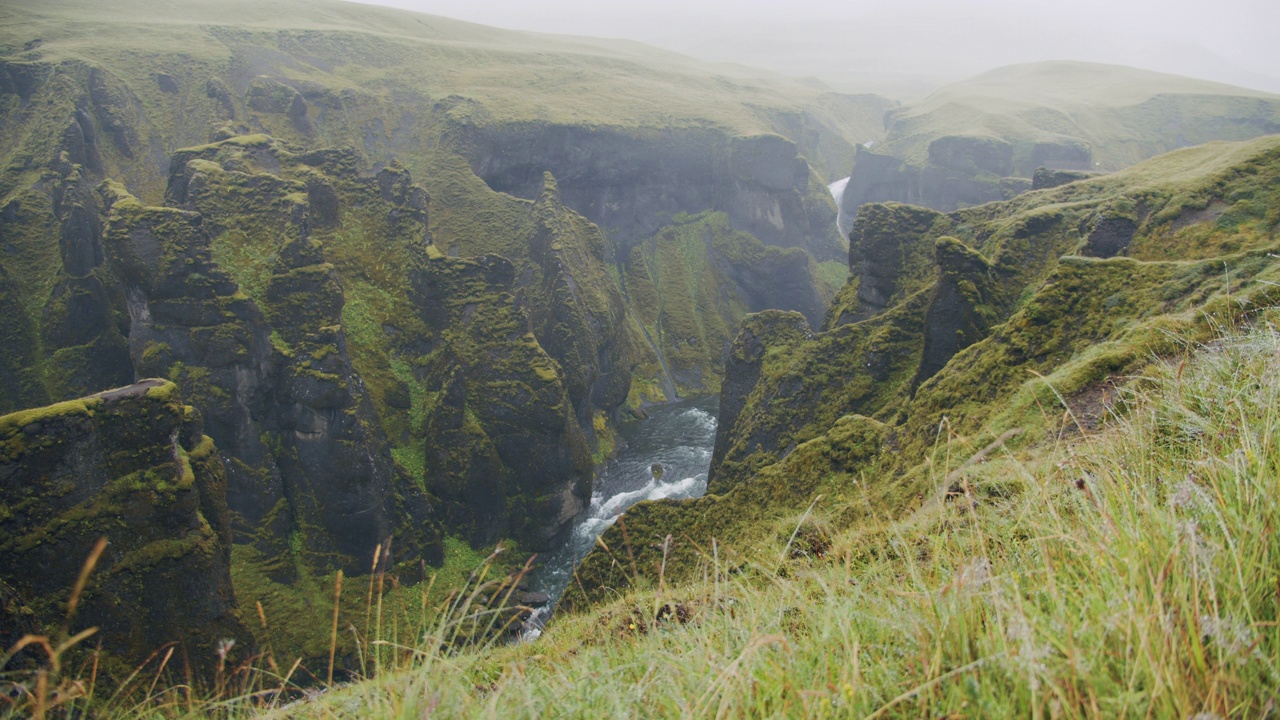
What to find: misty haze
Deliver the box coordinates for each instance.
[356,0,1280,97]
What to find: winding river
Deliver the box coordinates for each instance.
[522,396,719,638]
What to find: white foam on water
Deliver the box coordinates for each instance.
[679,407,718,435]
[594,474,705,523]
[521,472,707,643]
[521,398,720,642]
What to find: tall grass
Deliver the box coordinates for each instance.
[0,542,535,718]
[5,325,1279,718]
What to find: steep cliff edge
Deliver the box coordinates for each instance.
[0,380,249,676]
[460,125,847,262]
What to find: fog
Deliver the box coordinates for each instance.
[350,0,1280,98]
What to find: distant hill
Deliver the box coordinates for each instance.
[838,61,1280,230]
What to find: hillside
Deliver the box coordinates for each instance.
[838,61,1280,229]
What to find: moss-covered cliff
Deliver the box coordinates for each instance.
[0,380,249,677]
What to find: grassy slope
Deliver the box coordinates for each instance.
[880,61,1280,170]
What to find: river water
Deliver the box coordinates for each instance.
[522,395,719,638]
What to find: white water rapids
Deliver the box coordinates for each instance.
[521,396,718,639]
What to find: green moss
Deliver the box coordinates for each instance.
[142,379,179,402]
[0,395,102,439]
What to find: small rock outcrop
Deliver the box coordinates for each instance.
[708,310,811,492]
[1032,166,1093,190]
[1085,215,1138,258]
[827,203,945,327]
[912,237,999,387]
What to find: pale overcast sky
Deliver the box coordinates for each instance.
[349,0,1280,97]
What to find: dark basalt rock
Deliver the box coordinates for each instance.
[840,203,947,325]
[708,310,811,493]
[154,72,180,94]
[205,77,236,119]
[414,251,593,549]
[839,145,1012,228]
[457,123,845,262]
[928,135,1013,177]
[521,173,640,424]
[0,380,250,677]
[912,237,1000,388]
[87,67,138,159]
[0,59,48,101]
[0,267,45,414]
[840,138,1094,227]
[144,139,442,575]
[1032,166,1094,191]
[1085,216,1138,258]
[245,76,301,115]
[1029,140,1092,173]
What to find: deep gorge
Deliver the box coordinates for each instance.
[3,0,1280,698]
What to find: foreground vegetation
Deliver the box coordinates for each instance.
[7,317,1278,717]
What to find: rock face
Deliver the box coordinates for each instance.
[521,173,643,427]
[1084,216,1138,258]
[1032,167,1093,190]
[415,252,593,548]
[707,310,812,494]
[459,124,847,263]
[838,142,1036,229]
[833,203,946,326]
[95,140,441,577]
[912,237,999,387]
[618,211,829,396]
[0,380,249,675]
